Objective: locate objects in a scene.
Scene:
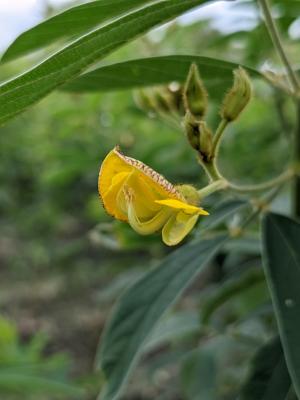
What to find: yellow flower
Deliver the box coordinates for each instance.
[98,147,208,246]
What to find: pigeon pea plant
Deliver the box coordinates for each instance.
[0,0,300,399]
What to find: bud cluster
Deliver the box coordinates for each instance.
[134,84,184,117]
[182,63,253,162]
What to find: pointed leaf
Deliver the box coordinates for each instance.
[1,0,155,63]
[262,212,300,398]
[98,235,226,400]
[63,56,261,99]
[200,198,249,230]
[0,0,218,125]
[240,336,291,400]
[181,348,217,400]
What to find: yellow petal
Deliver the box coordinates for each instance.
[99,147,184,220]
[162,211,199,246]
[155,198,209,216]
[126,189,173,235]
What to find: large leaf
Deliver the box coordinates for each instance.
[1,0,155,63]
[0,370,84,397]
[0,0,216,126]
[145,311,199,351]
[262,212,300,398]
[181,348,217,400]
[63,56,261,99]
[199,198,249,230]
[97,235,226,400]
[240,336,291,400]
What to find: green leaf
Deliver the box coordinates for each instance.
[224,236,261,255]
[1,0,154,63]
[63,56,262,99]
[97,235,226,400]
[199,198,249,230]
[0,0,218,126]
[201,268,265,325]
[262,212,300,398]
[145,311,199,351]
[240,336,291,400]
[181,348,217,400]
[0,370,84,397]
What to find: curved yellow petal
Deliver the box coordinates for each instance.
[99,149,132,220]
[127,197,173,235]
[162,211,199,246]
[155,198,209,216]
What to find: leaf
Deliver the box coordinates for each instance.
[0,0,219,126]
[181,348,217,400]
[224,236,261,255]
[199,198,249,230]
[97,235,226,400]
[63,56,262,99]
[201,268,265,325]
[144,311,199,351]
[240,336,291,400]
[262,212,300,398]
[1,0,154,63]
[0,370,84,397]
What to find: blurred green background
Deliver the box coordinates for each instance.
[0,0,299,399]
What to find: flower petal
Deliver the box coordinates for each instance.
[162,211,199,246]
[155,199,209,215]
[125,187,172,235]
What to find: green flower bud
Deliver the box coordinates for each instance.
[183,63,208,118]
[183,111,200,151]
[198,121,213,162]
[134,89,156,113]
[221,67,252,122]
[152,88,176,113]
[167,82,185,115]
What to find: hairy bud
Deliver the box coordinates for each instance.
[198,121,213,162]
[183,63,208,118]
[183,111,200,151]
[220,67,252,122]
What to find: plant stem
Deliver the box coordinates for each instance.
[199,158,223,182]
[197,179,228,199]
[228,168,293,194]
[293,100,300,217]
[211,119,228,157]
[258,0,300,94]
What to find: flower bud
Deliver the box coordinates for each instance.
[198,121,213,162]
[167,82,185,115]
[183,111,200,151]
[220,67,252,122]
[152,88,176,113]
[134,89,156,113]
[183,63,208,118]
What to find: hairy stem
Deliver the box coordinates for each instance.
[211,119,228,157]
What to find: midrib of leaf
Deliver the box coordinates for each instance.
[0,0,207,125]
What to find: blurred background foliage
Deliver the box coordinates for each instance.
[0,0,299,399]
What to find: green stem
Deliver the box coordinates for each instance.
[228,168,293,194]
[197,179,228,199]
[258,0,300,94]
[199,159,223,182]
[293,100,300,217]
[211,119,228,157]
